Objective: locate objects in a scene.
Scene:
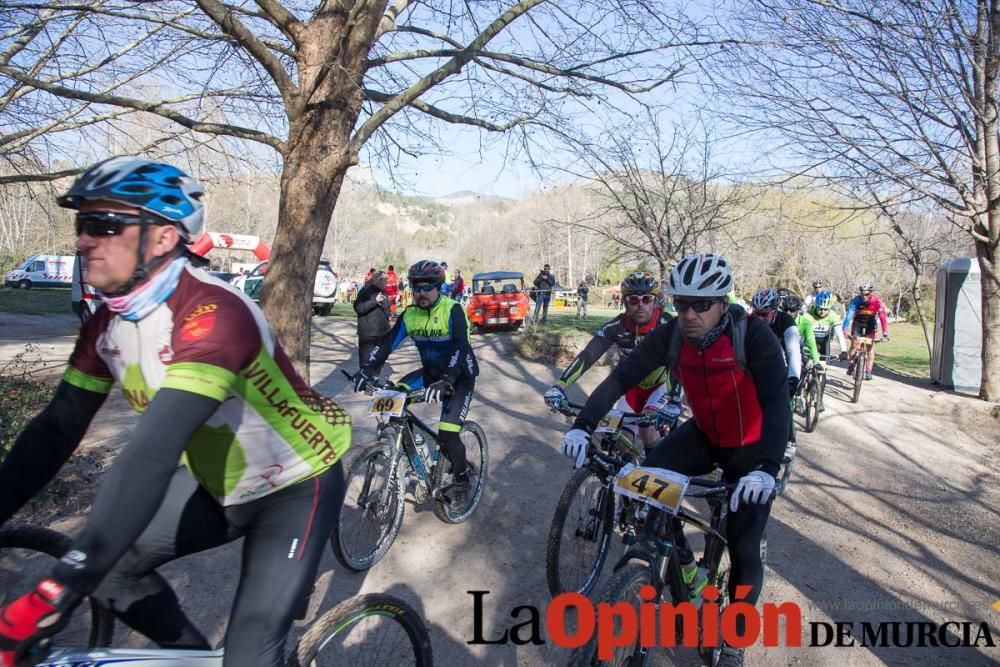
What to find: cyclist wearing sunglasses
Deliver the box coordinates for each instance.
[562,253,789,667]
[803,279,826,311]
[354,259,479,507]
[0,157,350,667]
[544,272,677,448]
[801,290,847,362]
[843,283,889,381]
[750,288,802,401]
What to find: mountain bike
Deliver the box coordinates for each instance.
[0,524,433,666]
[568,447,795,666]
[798,358,828,433]
[334,370,489,571]
[545,402,680,598]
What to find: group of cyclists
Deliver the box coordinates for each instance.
[0,155,891,666]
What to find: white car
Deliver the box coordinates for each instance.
[241,259,339,316]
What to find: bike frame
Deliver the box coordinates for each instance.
[380,408,440,492]
[368,382,457,502]
[30,646,225,666]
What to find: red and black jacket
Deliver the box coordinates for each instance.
[573,307,789,476]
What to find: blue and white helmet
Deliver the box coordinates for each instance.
[58,156,205,241]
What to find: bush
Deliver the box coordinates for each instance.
[0,345,56,458]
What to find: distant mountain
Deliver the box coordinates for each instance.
[431,191,516,207]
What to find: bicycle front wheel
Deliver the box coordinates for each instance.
[851,352,865,403]
[803,376,819,433]
[333,444,405,571]
[0,525,115,648]
[545,466,614,597]
[431,421,488,524]
[567,564,649,667]
[289,593,432,666]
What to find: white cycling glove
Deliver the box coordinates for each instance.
[730,470,776,512]
[561,429,590,468]
[544,385,568,410]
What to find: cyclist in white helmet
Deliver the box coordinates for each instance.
[560,252,790,667]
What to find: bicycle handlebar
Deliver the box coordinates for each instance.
[340,369,448,402]
[557,401,645,422]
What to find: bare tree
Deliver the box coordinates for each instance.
[0,0,726,376]
[546,112,757,282]
[869,198,971,356]
[718,0,1000,400]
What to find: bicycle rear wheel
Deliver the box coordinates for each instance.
[289,593,432,666]
[431,421,488,524]
[0,525,114,648]
[545,467,614,597]
[333,443,405,571]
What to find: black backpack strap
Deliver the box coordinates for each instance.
[664,319,683,372]
[729,305,749,372]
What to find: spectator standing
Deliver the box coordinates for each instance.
[384,265,400,314]
[354,271,392,374]
[440,261,453,296]
[451,269,465,303]
[532,263,557,324]
[576,280,589,319]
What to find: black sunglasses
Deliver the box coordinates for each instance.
[75,211,143,237]
[412,283,439,293]
[673,298,718,313]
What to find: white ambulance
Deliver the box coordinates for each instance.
[4,254,75,289]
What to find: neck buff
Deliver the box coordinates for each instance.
[688,308,732,349]
[101,256,188,322]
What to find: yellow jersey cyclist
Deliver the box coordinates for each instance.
[354,259,479,508]
[544,272,680,451]
[0,157,350,666]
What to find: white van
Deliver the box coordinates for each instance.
[4,254,75,289]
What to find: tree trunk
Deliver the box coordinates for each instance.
[909,268,932,359]
[260,127,353,382]
[977,245,999,401]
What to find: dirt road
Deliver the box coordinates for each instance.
[3,314,998,665]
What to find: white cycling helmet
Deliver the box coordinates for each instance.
[667,253,734,298]
[751,288,780,312]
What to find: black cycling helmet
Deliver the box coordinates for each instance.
[407,259,446,285]
[621,271,659,296]
[784,294,803,313]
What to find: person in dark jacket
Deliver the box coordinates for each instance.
[532,264,557,324]
[354,271,391,373]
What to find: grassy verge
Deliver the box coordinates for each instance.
[876,321,931,378]
[0,287,72,316]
